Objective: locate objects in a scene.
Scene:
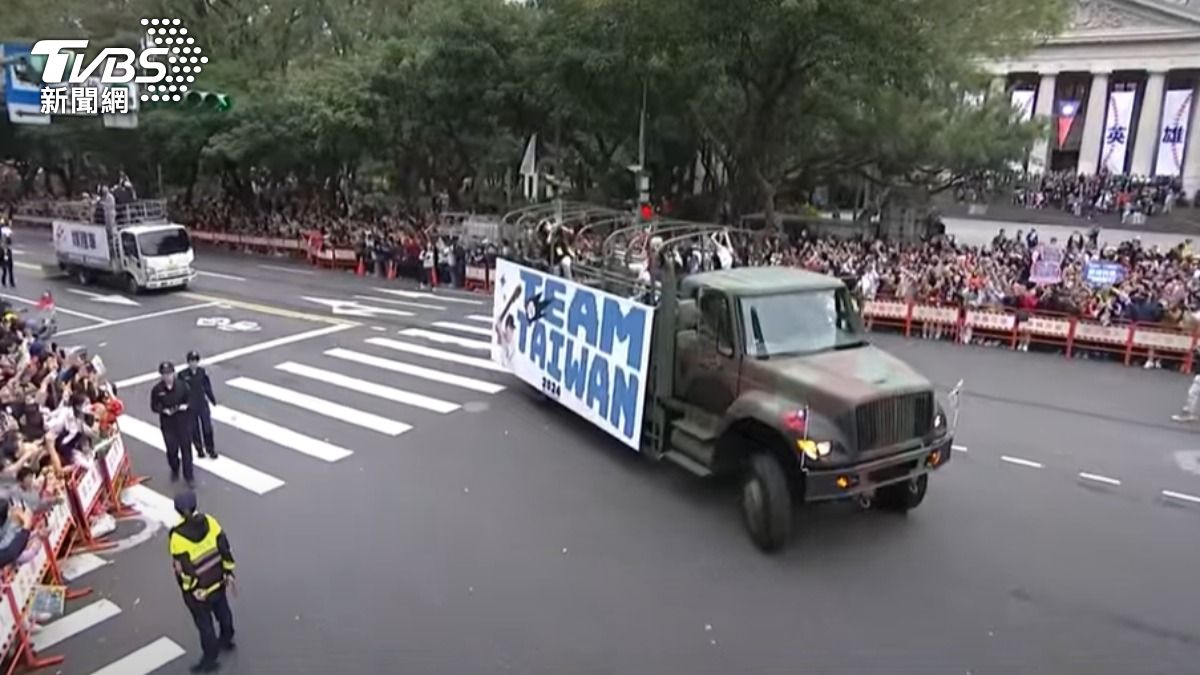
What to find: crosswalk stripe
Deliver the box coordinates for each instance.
[211,405,354,461]
[431,321,493,337]
[399,328,491,351]
[275,362,460,414]
[373,287,483,305]
[121,484,181,528]
[466,314,493,324]
[353,294,445,311]
[60,553,111,581]
[227,377,412,435]
[86,637,186,675]
[32,599,122,650]
[118,415,286,495]
[366,337,507,373]
[325,348,505,394]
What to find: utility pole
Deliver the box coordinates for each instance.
[628,79,651,219]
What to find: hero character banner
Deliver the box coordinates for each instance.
[491,259,655,450]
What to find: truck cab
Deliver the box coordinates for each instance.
[117,224,195,292]
[657,266,958,551]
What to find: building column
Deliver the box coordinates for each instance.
[1182,79,1200,198]
[1130,71,1167,177]
[1028,72,1058,174]
[1077,71,1111,175]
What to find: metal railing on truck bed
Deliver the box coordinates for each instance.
[16,199,168,226]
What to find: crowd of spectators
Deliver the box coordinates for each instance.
[169,197,509,289]
[0,301,123,588]
[955,171,1188,224]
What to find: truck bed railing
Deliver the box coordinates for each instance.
[23,199,168,226]
[506,202,745,304]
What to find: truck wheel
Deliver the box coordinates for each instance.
[875,474,928,513]
[74,268,92,286]
[124,274,141,295]
[740,453,792,553]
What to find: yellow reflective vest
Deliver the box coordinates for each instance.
[169,514,235,600]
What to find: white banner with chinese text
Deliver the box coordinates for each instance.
[1010,89,1035,122]
[1009,90,1036,171]
[1101,90,1136,174]
[1155,89,1193,177]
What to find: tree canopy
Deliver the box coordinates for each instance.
[0,0,1068,223]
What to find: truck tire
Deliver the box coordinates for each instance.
[124,274,141,295]
[740,452,792,553]
[875,474,928,513]
[74,268,92,286]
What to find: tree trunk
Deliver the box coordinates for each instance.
[755,165,778,231]
[880,186,932,243]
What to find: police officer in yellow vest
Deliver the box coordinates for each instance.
[170,491,236,673]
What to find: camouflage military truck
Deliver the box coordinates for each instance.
[503,204,961,553]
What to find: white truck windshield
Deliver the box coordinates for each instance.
[137,229,191,256]
[740,288,866,357]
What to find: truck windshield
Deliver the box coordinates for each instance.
[740,288,866,357]
[136,229,191,256]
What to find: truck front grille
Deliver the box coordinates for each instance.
[854,392,934,452]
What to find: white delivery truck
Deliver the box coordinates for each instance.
[51,199,196,293]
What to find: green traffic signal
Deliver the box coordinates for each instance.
[184,90,233,111]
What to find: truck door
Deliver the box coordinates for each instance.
[679,289,740,415]
[120,232,141,276]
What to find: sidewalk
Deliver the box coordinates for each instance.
[943,216,1197,250]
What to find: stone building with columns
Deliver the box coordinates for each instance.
[986,0,1200,197]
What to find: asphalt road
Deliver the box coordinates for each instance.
[8,233,1200,675]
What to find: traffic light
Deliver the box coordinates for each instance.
[639,203,654,221]
[183,90,232,111]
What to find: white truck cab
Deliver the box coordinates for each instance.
[51,199,197,293]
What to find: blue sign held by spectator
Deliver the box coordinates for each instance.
[1083,260,1126,287]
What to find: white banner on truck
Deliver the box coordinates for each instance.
[491,259,655,450]
[52,221,110,263]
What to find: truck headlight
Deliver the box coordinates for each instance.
[797,439,833,460]
[933,407,946,429]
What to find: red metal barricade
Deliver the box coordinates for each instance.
[864,297,1200,374]
[0,429,143,672]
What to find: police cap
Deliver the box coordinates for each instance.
[173,490,198,515]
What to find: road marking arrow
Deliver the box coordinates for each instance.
[66,289,141,306]
[1173,450,1200,477]
[372,288,483,305]
[301,297,415,318]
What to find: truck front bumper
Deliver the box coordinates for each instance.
[146,272,196,289]
[803,436,953,503]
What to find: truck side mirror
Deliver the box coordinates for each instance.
[715,337,734,359]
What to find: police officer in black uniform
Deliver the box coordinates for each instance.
[150,361,194,484]
[179,351,218,459]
